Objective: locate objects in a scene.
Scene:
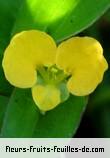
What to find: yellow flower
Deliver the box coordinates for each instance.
[2,30,108,111]
[56,37,108,96]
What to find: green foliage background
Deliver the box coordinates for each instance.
[0,0,110,137]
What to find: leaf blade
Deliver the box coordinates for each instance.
[0,0,22,95]
[13,0,110,41]
[1,89,40,138]
[33,96,88,138]
[0,95,9,132]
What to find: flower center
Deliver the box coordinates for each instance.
[37,65,68,85]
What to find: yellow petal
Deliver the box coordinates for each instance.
[67,65,105,96]
[32,84,61,111]
[2,30,57,88]
[56,36,108,96]
[2,46,37,88]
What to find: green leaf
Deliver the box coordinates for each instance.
[0,0,22,95]
[0,95,9,131]
[0,0,22,43]
[33,96,87,138]
[1,0,91,137]
[1,89,87,137]
[1,89,40,138]
[13,0,110,42]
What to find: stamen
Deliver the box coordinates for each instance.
[37,65,69,85]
